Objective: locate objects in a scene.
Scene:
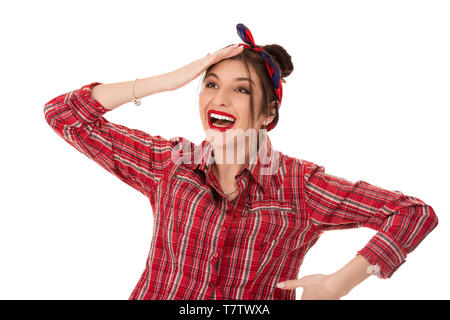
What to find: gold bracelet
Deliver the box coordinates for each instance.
[131,78,142,106]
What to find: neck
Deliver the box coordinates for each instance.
[211,135,261,186]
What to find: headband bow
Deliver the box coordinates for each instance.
[235,23,283,131]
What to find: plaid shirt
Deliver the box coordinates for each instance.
[44,82,438,300]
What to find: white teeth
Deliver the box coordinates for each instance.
[210,113,235,122]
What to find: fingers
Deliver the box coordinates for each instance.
[221,45,244,58]
[276,279,305,290]
[228,44,243,50]
[202,44,244,70]
[277,274,326,290]
[222,43,241,49]
[215,44,243,56]
[227,45,244,57]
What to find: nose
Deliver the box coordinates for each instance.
[210,87,232,108]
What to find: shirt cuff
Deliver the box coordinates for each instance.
[69,82,109,124]
[356,230,407,279]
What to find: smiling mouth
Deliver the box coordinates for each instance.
[207,110,236,132]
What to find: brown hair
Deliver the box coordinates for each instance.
[201,44,294,130]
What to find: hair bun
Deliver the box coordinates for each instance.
[263,44,294,79]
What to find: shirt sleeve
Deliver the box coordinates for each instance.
[301,159,439,279]
[43,82,178,198]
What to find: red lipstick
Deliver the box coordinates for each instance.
[207,110,236,132]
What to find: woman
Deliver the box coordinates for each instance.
[43,24,438,300]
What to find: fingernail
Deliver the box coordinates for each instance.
[276,282,285,289]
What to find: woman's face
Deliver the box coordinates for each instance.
[199,59,271,147]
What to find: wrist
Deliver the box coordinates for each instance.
[326,272,352,298]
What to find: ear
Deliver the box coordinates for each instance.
[265,100,278,126]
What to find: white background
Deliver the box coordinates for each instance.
[1,0,449,299]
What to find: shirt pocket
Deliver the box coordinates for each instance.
[246,200,306,267]
[162,169,215,260]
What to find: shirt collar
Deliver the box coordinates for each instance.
[185,133,281,193]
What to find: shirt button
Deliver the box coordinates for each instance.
[209,281,215,287]
[220,227,226,232]
[213,252,219,258]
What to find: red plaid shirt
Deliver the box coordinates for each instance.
[44,82,438,300]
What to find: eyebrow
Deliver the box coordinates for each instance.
[204,72,255,85]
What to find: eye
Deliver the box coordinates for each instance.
[236,87,251,94]
[205,82,251,95]
[205,81,217,89]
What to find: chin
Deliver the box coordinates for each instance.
[205,128,236,147]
